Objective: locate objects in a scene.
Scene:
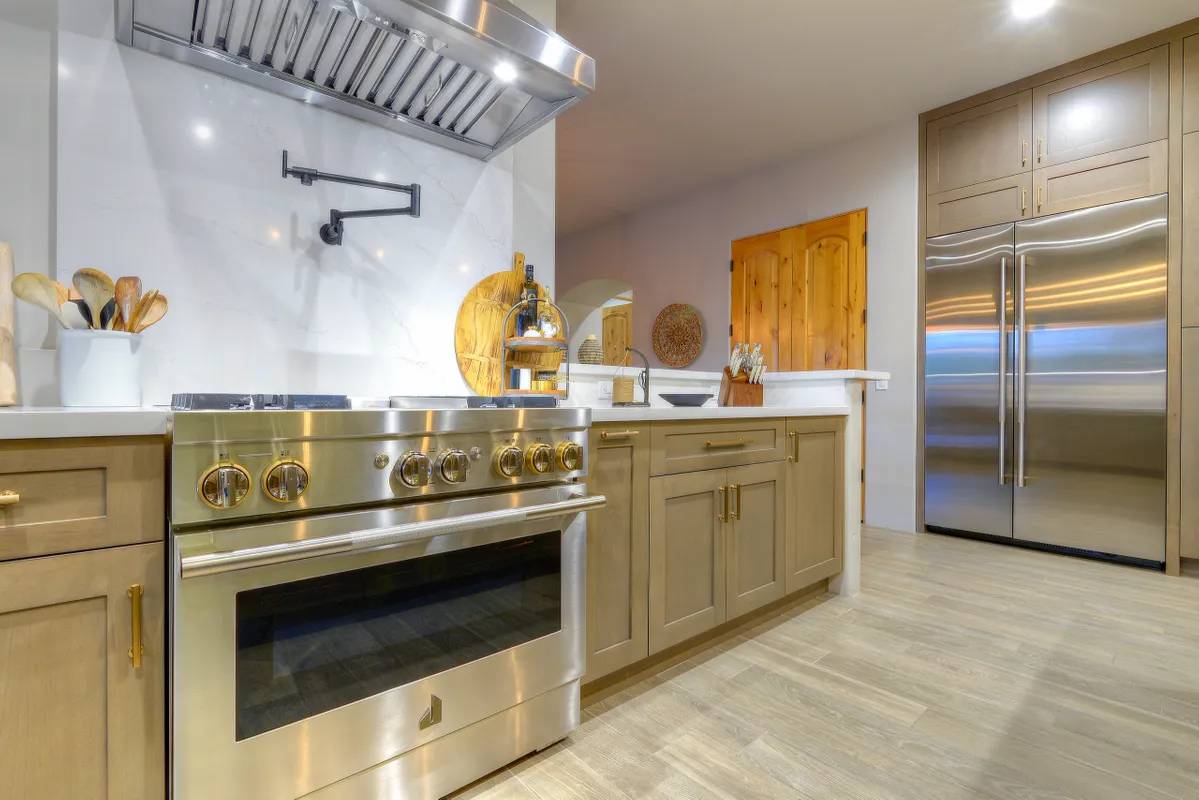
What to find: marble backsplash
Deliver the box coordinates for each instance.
[12,0,553,406]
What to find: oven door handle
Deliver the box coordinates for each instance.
[179,494,607,579]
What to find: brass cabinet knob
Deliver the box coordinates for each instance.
[525,443,553,475]
[199,464,251,509]
[0,490,19,506]
[262,460,309,503]
[556,441,584,472]
[395,451,432,488]
[493,445,524,478]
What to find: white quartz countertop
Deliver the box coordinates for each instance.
[0,406,172,439]
[589,405,850,422]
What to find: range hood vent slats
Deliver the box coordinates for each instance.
[118,0,594,160]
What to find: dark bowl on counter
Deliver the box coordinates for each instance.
[658,393,714,407]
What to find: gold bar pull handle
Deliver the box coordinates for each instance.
[1036,137,1044,163]
[704,438,746,450]
[1021,139,1029,167]
[1036,185,1044,212]
[600,430,641,441]
[717,486,728,523]
[730,484,741,520]
[0,490,19,506]
[127,584,144,669]
[787,431,798,462]
[1020,187,1028,216]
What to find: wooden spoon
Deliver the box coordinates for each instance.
[114,276,141,333]
[126,289,159,333]
[12,272,71,328]
[52,281,69,308]
[133,292,167,333]
[72,267,115,330]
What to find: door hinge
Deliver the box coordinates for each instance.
[861,468,865,483]
[862,308,867,325]
[863,231,868,247]
[730,259,735,272]
[729,324,734,337]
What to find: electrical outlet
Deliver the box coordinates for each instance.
[599,381,612,399]
[875,380,889,391]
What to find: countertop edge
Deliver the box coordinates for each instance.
[588,405,851,422]
[0,407,172,440]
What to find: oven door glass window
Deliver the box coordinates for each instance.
[235,531,562,740]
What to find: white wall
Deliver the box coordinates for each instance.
[557,119,919,532]
[5,0,554,407]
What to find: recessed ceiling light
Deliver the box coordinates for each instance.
[1011,0,1055,20]
[493,61,518,83]
[192,122,213,142]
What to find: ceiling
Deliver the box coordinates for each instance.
[555,0,1198,236]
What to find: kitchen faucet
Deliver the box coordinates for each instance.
[622,347,651,407]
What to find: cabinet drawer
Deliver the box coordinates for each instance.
[0,437,165,560]
[1032,140,1166,218]
[1033,46,1169,168]
[927,173,1031,237]
[1187,35,1199,135]
[650,419,786,476]
[926,91,1032,194]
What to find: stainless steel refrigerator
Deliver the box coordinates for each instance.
[924,194,1167,566]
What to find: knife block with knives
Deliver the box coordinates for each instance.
[720,342,766,407]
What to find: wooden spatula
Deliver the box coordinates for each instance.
[133,292,167,333]
[12,273,71,328]
[114,276,141,332]
[72,268,116,330]
[126,289,159,333]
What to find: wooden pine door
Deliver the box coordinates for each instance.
[730,210,866,372]
[601,303,632,365]
[730,230,787,370]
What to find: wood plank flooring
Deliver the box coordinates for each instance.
[451,528,1199,800]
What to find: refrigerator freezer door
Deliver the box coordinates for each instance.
[1013,195,1167,563]
[925,224,1015,537]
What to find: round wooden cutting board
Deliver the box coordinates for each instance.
[454,268,560,396]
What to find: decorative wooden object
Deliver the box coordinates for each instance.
[651,303,703,368]
[0,242,15,405]
[719,366,763,407]
[454,255,560,396]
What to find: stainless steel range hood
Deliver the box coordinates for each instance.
[115,0,595,160]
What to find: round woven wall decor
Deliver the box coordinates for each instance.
[651,303,703,368]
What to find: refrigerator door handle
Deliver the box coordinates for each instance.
[1016,253,1028,488]
[998,256,1007,485]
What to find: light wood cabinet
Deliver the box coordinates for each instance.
[0,437,165,561]
[786,418,844,592]
[927,173,1031,237]
[585,425,649,681]
[1032,46,1169,169]
[725,461,787,617]
[1182,329,1199,560]
[926,91,1032,194]
[0,542,165,799]
[648,469,727,654]
[1032,140,1167,218]
[1186,133,1199,328]
[1186,35,1199,135]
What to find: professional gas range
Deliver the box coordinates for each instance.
[168,395,603,800]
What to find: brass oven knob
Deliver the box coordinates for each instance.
[493,445,524,478]
[557,441,584,472]
[436,449,471,484]
[525,443,553,475]
[395,452,432,488]
[263,460,309,503]
[199,464,251,509]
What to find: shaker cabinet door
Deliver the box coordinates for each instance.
[1186,35,1199,134]
[1032,46,1168,169]
[1032,140,1167,218]
[648,469,727,654]
[927,173,1032,237]
[584,425,649,681]
[0,543,165,800]
[926,91,1032,194]
[725,461,787,618]
[786,418,844,593]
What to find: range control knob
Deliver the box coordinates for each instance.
[525,443,554,475]
[436,449,471,484]
[395,452,432,488]
[263,460,309,503]
[557,441,584,472]
[199,463,251,510]
[493,445,525,478]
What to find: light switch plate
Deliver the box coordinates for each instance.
[875,380,889,391]
[599,382,612,399]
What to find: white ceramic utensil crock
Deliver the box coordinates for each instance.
[58,329,142,407]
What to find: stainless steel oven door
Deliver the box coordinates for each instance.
[171,483,601,800]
